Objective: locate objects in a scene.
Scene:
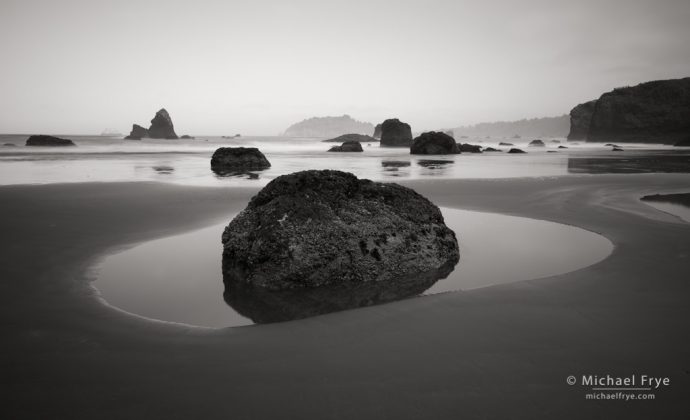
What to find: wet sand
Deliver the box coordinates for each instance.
[2,175,690,419]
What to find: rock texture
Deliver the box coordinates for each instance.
[567,100,597,140]
[125,124,148,140]
[148,108,178,139]
[380,118,413,147]
[221,170,459,291]
[25,135,75,147]
[328,141,363,152]
[322,133,377,143]
[410,132,459,155]
[210,147,271,174]
[568,78,690,143]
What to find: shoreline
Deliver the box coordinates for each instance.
[3,174,690,418]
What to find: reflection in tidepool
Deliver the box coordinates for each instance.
[96,208,613,328]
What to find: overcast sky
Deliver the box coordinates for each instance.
[1,0,689,135]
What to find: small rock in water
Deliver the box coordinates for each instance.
[483,147,501,152]
[529,139,545,147]
[328,141,363,152]
[499,142,514,146]
[25,135,75,147]
[458,143,482,153]
[410,131,459,154]
[558,145,568,149]
[612,147,624,151]
[210,147,271,174]
[508,148,526,154]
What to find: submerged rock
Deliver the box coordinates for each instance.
[3,143,16,147]
[328,141,363,152]
[410,131,459,154]
[180,135,195,139]
[499,142,514,146]
[459,143,482,153]
[25,135,75,147]
[508,148,526,154]
[483,147,501,152]
[322,133,377,143]
[612,147,624,152]
[221,170,459,291]
[380,118,413,147]
[529,139,545,147]
[210,147,271,174]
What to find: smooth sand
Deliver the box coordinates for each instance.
[2,175,690,419]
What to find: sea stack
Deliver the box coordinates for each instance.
[125,124,148,140]
[126,108,179,139]
[567,78,690,143]
[148,108,178,139]
[328,141,364,152]
[221,170,459,291]
[380,118,413,147]
[410,132,459,154]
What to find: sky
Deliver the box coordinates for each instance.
[1,0,689,135]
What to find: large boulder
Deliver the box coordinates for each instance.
[380,118,413,147]
[125,124,148,140]
[221,170,459,291]
[25,135,75,146]
[148,108,178,139]
[410,131,459,154]
[328,141,363,152]
[322,133,377,143]
[210,147,271,174]
[567,100,598,140]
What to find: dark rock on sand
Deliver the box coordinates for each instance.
[567,100,598,140]
[410,131,459,155]
[25,135,75,147]
[148,108,178,139]
[499,142,514,146]
[125,124,148,140]
[380,118,413,147]
[322,133,377,143]
[458,143,482,153]
[328,141,363,152]
[221,170,459,291]
[483,147,501,152]
[529,139,545,147]
[210,147,271,174]
[508,148,526,154]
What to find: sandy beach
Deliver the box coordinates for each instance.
[2,174,689,419]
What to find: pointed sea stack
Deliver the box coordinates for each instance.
[148,108,178,139]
